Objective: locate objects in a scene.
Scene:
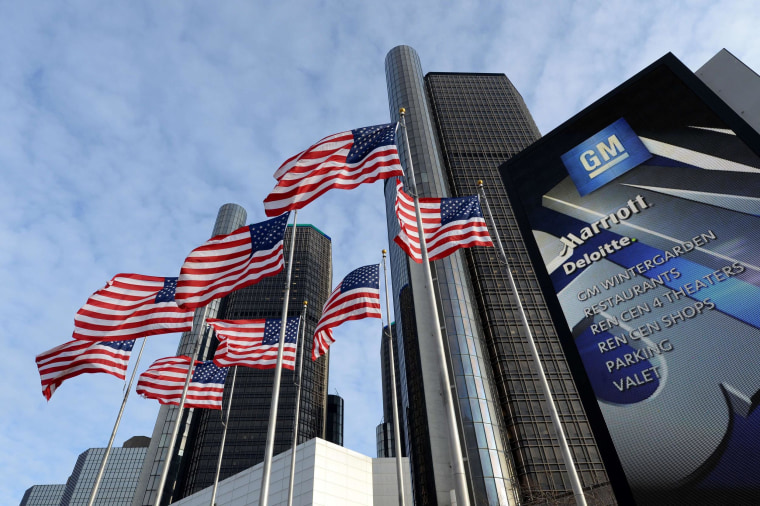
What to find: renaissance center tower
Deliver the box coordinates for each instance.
[383,46,612,505]
[131,205,332,505]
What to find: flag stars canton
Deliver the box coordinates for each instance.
[154,277,178,303]
[441,196,484,225]
[249,213,289,253]
[192,362,228,384]
[341,264,379,292]
[347,123,396,163]
[264,317,300,344]
[102,339,136,351]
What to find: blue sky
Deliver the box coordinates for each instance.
[3,0,759,501]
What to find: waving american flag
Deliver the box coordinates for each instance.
[175,213,289,309]
[209,317,300,370]
[136,356,228,410]
[264,123,403,217]
[36,339,135,400]
[313,264,381,360]
[394,179,493,262]
[73,274,193,341]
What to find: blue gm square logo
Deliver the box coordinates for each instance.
[561,118,652,196]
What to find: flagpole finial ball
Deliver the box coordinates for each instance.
[477,180,483,186]
[382,249,387,255]
[399,108,406,115]
[304,301,308,306]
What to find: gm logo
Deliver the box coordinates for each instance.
[561,118,652,196]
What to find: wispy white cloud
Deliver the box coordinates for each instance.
[1,0,758,502]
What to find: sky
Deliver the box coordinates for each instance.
[3,0,759,502]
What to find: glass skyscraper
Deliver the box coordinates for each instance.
[377,323,406,458]
[385,46,519,506]
[174,223,332,499]
[325,394,344,447]
[20,485,65,506]
[384,45,612,505]
[21,436,149,506]
[132,204,248,506]
[131,205,332,504]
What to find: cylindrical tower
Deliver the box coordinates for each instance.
[173,223,332,499]
[131,203,247,506]
[384,45,519,506]
[325,394,344,447]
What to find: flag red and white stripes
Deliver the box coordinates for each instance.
[136,356,228,410]
[313,264,381,360]
[35,339,135,400]
[175,213,290,310]
[394,179,493,262]
[264,124,404,217]
[209,317,300,370]
[73,274,193,341]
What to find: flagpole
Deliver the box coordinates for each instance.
[155,305,211,506]
[477,180,587,506]
[382,250,407,506]
[259,209,299,506]
[287,301,309,506]
[86,337,148,506]
[210,363,237,506]
[399,108,470,506]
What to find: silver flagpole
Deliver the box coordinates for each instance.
[399,108,470,506]
[477,180,587,506]
[155,305,211,506]
[287,301,309,506]
[259,209,299,506]
[382,250,406,506]
[210,363,237,506]
[86,337,148,506]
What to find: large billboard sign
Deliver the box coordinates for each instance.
[501,55,760,505]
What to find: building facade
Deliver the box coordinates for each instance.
[21,437,149,506]
[376,323,406,458]
[131,206,333,505]
[174,223,333,500]
[325,394,344,447]
[131,203,249,506]
[383,45,612,505]
[376,422,393,459]
[172,438,413,506]
[20,485,65,506]
[384,46,520,506]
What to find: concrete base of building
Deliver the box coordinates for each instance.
[172,438,412,506]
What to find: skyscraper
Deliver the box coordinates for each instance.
[21,436,149,506]
[175,223,332,500]
[132,203,248,506]
[20,485,65,506]
[384,45,612,505]
[376,323,406,458]
[131,206,332,505]
[325,394,344,447]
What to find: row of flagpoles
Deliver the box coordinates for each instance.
[35,111,585,505]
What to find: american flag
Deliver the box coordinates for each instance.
[264,123,404,217]
[394,179,493,262]
[209,317,300,370]
[35,339,135,400]
[313,264,381,360]
[136,356,228,410]
[73,274,194,341]
[175,213,290,309]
